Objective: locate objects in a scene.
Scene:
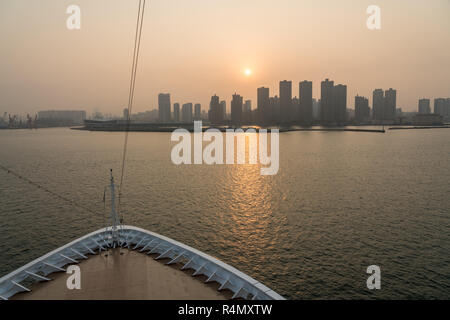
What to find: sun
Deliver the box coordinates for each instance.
[244,68,252,76]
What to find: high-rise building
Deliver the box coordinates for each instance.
[299,80,313,124]
[220,101,227,120]
[446,99,450,120]
[123,108,129,120]
[312,99,319,120]
[434,98,450,120]
[418,99,431,114]
[319,79,348,124]
[292,97,300,120]
[243,100,252,124]
[355,95,370,122]
[231,93,243,125]
[372,88,397,122]
[372,89,384,121]
[334,84,347,123]
[434,98,446,116]
[257,87,270,124]
[384,88,396,120]
[320,79,334,123]
[208,95,223,124]
[181,103,193,123]
[194,104,201,120]
[244,100,251,113]
[270,95,280,124]
[158,93,171,122]
[279,80,292,123]
[173,103,180,122]
[201,110,208,120]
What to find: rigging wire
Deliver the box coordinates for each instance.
[118,0,147,223]
[0,163,98,216]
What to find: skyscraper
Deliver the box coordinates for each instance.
[257,87,270,124]
[433,98,450,121]
[372,88,397,122]
[243,100,251,113]
[299,80,313,124]
[279,80,292,123]
[372,89,384,121]
[355,95,370,122]
[208,95,223,124]
[384,88,397,120]
[446,99,450,120]
[292,97,300,120]
[194,103,201,120]
[434,98,446,115]
[173,103,180,122]
[158,93,171,122]
[181,103,193,123]
[243,100,252,124]
[312,99,319,120]
[270,95,280,124]
[231,93,243,125]
[220,101,227,120]
[418,99,431,114]
[320,79,334,123]
[334,84,347,123]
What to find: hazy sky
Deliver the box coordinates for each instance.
[1,0,449,115]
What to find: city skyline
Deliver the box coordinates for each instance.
[3,78,449,126]
[1,0,450,115]
[2,75,448,118]
[114,79,448,126]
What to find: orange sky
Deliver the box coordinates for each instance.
[1,0,449,115]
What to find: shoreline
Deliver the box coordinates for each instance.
[71,126,387,133]
[388,126,450,130]
[3,125,449,133]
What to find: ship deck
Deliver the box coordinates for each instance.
[1,226,284,300]
[12,248,231,300]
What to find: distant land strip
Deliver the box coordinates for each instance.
[389,126,450,130]
[72,125,386,133]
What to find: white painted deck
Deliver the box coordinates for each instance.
[0,225,285,300]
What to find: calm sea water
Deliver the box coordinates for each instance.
[0,127,449,299]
